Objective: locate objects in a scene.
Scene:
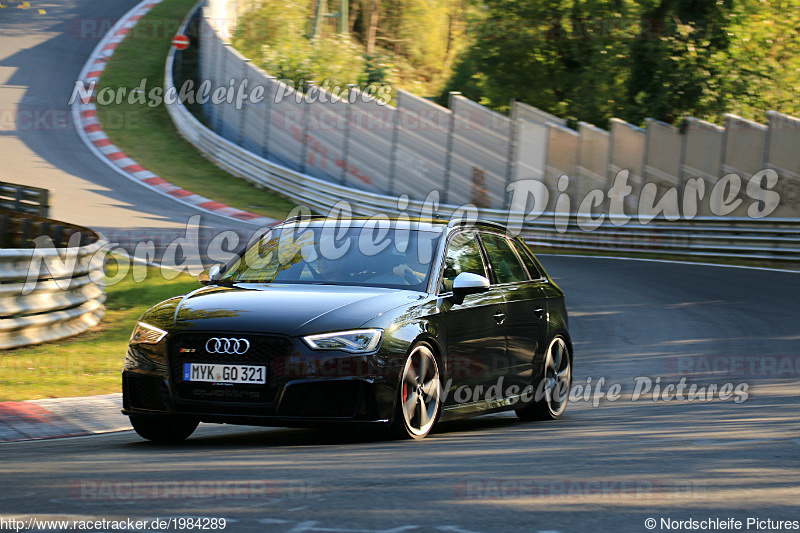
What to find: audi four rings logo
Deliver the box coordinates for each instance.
[205,337,250,354]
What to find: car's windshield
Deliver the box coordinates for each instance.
[220,222,444,291]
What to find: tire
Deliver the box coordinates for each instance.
[516,336,572,421]
[390,343,441,439]
[130,414,199,443]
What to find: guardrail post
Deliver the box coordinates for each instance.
[604,120,615,196]
[174,45,183,82]
[14,188,23,213]
[387,91,401,196]
[261,77,275,159]
[760,111,773,209]
[639,119,651,215]
[299,81,315,174]
[237,59,251,147]
[503,98,519,210]
[677,117,689,217]
[572,122,583,214]
[443,91,460,205]
[339,84,355,185]
[0,214,8,247]
[212,39,225,133]
[37,189,49,217]
[22,218,32,242]
[53,225,64,248]
[716,114,733,215]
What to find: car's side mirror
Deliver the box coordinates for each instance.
[199,264,223,286]
[450,272,490,305]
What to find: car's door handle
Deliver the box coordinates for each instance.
[494,310,506,325]
[534,307,544,319]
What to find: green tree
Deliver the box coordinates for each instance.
[625,0,733,124]
[711,0,800,122]
[233,0,800,125]
[439,0,634,126]
[233,0,364,89]
[232,0,473,95]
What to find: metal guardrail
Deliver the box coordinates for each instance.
[163,21,800,267]
[0,181,50,217]
[0,209,107,350]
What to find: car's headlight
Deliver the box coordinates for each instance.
[130,321,168,345]
[303,329,383,353]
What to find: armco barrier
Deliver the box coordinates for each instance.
[163,14,800,266]
[0,181,50,217]
[0,210,107,350]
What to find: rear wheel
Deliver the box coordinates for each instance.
[130,414,199,443]
[516,336,571,421]
[391,343,441,439]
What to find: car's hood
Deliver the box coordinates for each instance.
[167,283,422,336]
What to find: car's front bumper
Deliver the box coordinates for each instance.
[121,333,401,427]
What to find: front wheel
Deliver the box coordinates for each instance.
[391,343,441,439]
[130,414,199,443]
[516,336,571,421]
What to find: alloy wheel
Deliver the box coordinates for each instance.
[399,344,440,438]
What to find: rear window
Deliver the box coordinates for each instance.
[511,239,544,279]
[479,233,528,285]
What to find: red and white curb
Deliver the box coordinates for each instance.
[71,0,276,226]
[0,394,130,443]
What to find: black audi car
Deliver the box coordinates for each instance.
[123,218,572,440]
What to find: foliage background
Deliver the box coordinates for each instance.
[442,0,800,127]
[232,0,477,99]
[232,0,800,127]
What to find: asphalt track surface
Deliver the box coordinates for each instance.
[1,256,797,532]
[0,0,259,267]
[1,1,799,532]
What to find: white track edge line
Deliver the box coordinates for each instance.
[537,253,799,274]
[70,0,273,228]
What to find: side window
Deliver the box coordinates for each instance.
[480,233,528,285]
[440,231,487,293]
[511,239,543,280]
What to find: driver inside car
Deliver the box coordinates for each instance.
[392,262,426,284]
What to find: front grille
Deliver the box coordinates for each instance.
[125,373,169,411]
[278,381,362,418]
[167,332,293,404]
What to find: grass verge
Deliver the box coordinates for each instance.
[94,0,295,220]
[0,264,196,401]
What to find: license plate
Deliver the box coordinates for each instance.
[183,363,266,384]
